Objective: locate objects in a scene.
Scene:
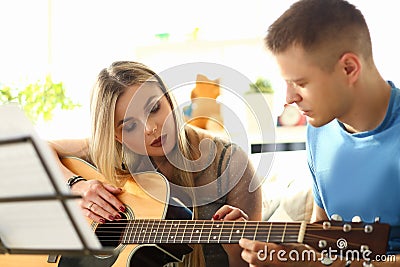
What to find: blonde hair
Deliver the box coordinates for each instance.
[89,61,205,267]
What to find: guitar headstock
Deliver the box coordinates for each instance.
[305,218,390,258]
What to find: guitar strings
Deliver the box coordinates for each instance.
[93,227,332,239]
[89,220,367,231]
[89,232,364,248]
[89,222,371,247]
[90,233,368,253]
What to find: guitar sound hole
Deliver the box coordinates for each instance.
[95,212,128,248]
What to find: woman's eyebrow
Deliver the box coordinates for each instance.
[116,95,160,127]
[116,117,133,127]
[145,95,158,108]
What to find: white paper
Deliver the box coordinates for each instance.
[0,201,84,249]
[0,104,70,196]
[0,104,102,252]
[0,142,55,198]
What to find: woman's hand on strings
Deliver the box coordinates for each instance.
[71,179,125,223]
[213,205,250,267]
[212,204,249,221]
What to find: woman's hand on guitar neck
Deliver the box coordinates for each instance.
[213,205,250,267]
[212,204,249,221]
[71,179,125,224]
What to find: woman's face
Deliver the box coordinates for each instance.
[114,83,177,157]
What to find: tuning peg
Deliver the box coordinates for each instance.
[331,214,343,221]
[364,225,373,233]
[343,223,351,232]
[318,240,327,248]
[374,217,380,223]
[352,216,362,223]
[322,221,331,229]
[360,245,370,252]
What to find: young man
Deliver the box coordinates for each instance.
[239,0,400,266]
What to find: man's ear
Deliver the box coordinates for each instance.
[339,53,361,84]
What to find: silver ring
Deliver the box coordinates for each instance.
[88,202,94,210]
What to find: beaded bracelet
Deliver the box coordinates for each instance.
[66,175,87,188]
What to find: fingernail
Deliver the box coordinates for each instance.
[109,215,114,221]
[212,214,219,220]
[99,218,106,224]
[119,206,125,212]
[115,214,122,219]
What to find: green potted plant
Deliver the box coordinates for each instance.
[247,77,274,94]
[0,75,80,123]
[244,77,276,133]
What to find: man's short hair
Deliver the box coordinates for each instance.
[265,0,372,70]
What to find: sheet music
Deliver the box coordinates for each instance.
[0,104,69,196]
[0,104,103,253]
[0,141,55,198]
[0,200,89,249]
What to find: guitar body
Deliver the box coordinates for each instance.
[0,157,193,267]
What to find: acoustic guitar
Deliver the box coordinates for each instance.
[0,157,391,267]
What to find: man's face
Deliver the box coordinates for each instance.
[275,45,352,127]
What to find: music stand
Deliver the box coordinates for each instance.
[0,104,112,256]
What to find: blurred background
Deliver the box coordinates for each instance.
[0,0,399,140]
[2,0,399,222]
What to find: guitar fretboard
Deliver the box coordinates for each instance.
[121,220,306,244]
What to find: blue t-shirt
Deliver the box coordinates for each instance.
[307,81,400,254]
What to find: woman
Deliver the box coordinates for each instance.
[50,61,262,267]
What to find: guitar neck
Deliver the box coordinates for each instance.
[121,220,306,244]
